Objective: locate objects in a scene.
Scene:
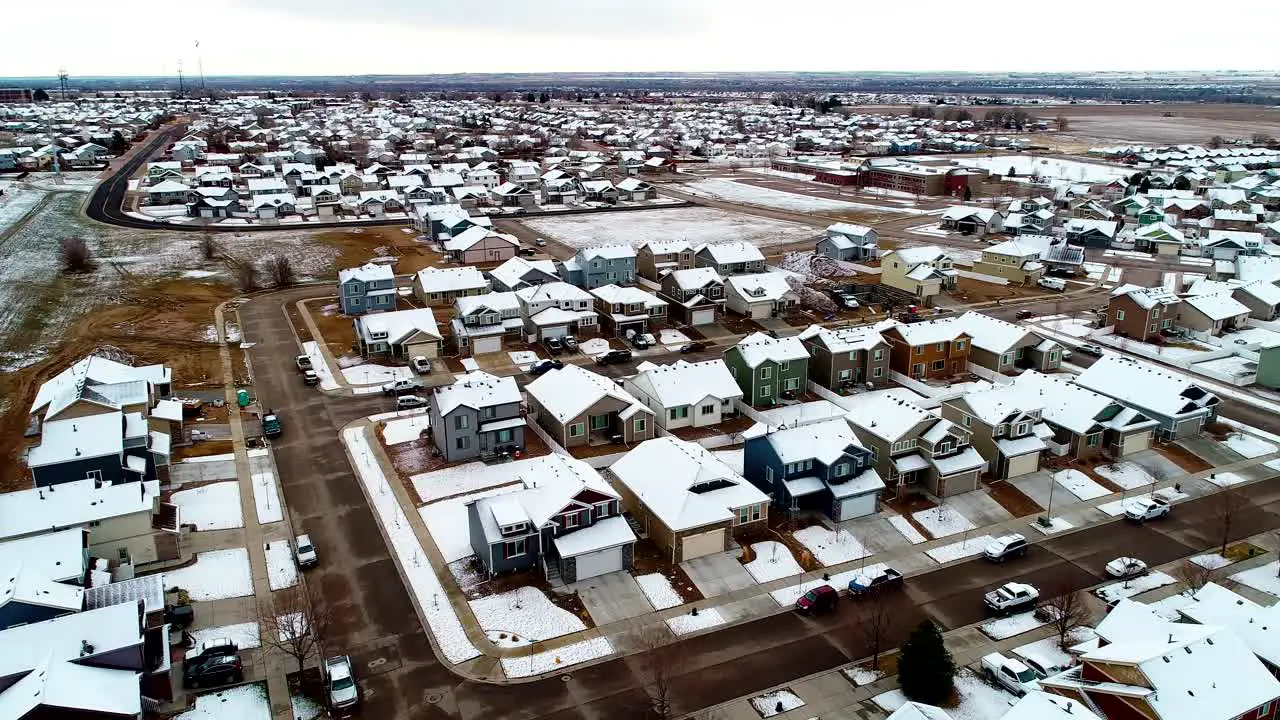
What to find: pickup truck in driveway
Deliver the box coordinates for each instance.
[323,655,359,712]
[981,652,1040,696]
[984,582,1039,614]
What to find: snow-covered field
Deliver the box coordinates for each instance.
[888,515,928,544]
[171,481,244,531]
[0,183,49,235]
[1225,433,1277,459]
[188,622,261,651]
[251,470,284,525]
[913,506,976,538]
[520,207,815,250]
[265,540,299,591]
[470,587,586,647]
[1095,571,1176,603]
[874,669,1017,719]
[1053,469,1111,501]
[382,410,431,445]
[667,607,727,635]
[176,683,271,720]
[677,178,928,215]
[926,534,996,563]
[750,689,805,718]
[635,573,683,610]
[301,342,339,390]
[411,460,526,505]
[165,548,255,601]
[960,154,1130,183]
[793,526,870,566]
[342,364,412,386]
[981,611,1047,640]
[1231,561,1280,598]
[743,541,803,583]
[1094,462,1154,490]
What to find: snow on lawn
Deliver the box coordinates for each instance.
[981,611,1047,641]
[635,573,683,610]
[165,548,254,601]
[500,636,613,678]
[926,534,996,563]
[382,410,431,445]
[290,694,324,720]
[1095,571,1176,603]
[842,666,885,686]
[171,481,244,531]
[265,540,299,591]
[1154,487,1190,503]
[874,669,1017,719]
[1038,318,1095,338]
[508,350,539,371]
[960,155,1129,183]
[1054,469,1110,501]
[277,612,308,642]
[578,338,611,356]
[420,486,524,563]
[342,364,412,386]
[1206,472,1248,487]
[667,607,727,635]
[1225,433,1278,458]
[681,178,928,215]
[521,206,814,250]
[750,689,805,718]
[0,185,49,235]
[912,506,976,538]
[1190,553,1233,570]
[1230,561,1280,598]
[343,427,481,663]
[470,587,587,646]
[251,471,283,525]
[792,526,870,566]
[411,459,526,505]
[176,683,272,720]
[301,341,338,390]
[743,541,803,583]
[888,515,928,544]
[1094,462,1155,490]
[658,328,690,346]
[188,622,261,651]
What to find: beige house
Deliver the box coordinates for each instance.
[413,266,489,307]
[636,240,694,282]
[972,239,1046,285]
[844,394,985,498]
[880,246,958,302]
[941,385,1046,479]
[525,364,655,449]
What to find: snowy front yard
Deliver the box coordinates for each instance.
[165,548,255,601]
[1053,469,1110,501]
[793,526,870,566]
[912,506,976,539]
[1095,571,1176,603]
[171,481,244,531]
[1094,462,1154,490]
[981,611,1047,641]
[1225,433,1277,459]
[469,586,587,647]
[188,622,261,651]
[411,458,530,504]
[341,363,412,386]
[743,541,804,583]
[264,540,299,591]
[251,470,283,525]
[1231,561,1280,598]
[635,573,683,610]
[843,666,885,686]
[874,669,1017,719]
[382,411,431,445]
[176,683,271,720]
[658,328,691,346]
[750,689,805,718]
[926,535,995,564]
[888,515,928,544]
[667,607,727,635]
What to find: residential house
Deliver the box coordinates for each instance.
[742,418,884,520]
[954,311,1063,374]
[659,267,724,325]
[581,180,618,203]
[337,262,396,315]
[798,324,890,390]
[609,437,768,563]
[590,284,668,338]
[1176,582,1280,675]
[1179,292,1251,337]
[489,256,560,292]
[451,292,523,356]
[353,307,442,359]
[817,223,879,262]
[1132,222,1186,255]
[1064,218,1120,247]
[427,371,524,463]
[724,272,800,319]
[844,393,984,497]
[466,454,635,584]
[0,529,87,629]
[972,240,1046,285]
[1014,234,1086,275]
[637,240,695,282]
[1105,284,1181,342]
[413,266,488,307]
[941,385,1046,479]
[144,180,190,205]
[622,359,743,432]
[489,181,536,208]
[880,319,972,381]
[250,193,297,219]
[879,246,958,301]
[442,226,519,265]
[1013,371,1157,460]
[525,365,655,448]
[616,177,656,201]
[515,282,598,341]
[541,177,580,205]
[1186,278,1280,321]
[722,333,810,407]
[940,206,1004,235]
[694,241,767,276]
[564,245,637,289]
[1200,230,1265,260]
[1258,339,1280,390]
[1075,355,1218,439]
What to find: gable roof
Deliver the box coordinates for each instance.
[732,332,809,368]
[1181,292,1250,321]
[415,265,487,293]
[338,262,394,285]
[1075,355,1217,419]
[525,364,652,423]
[610,437,768,532]
[798,324,886,353]
[696,241,765,265]
[955,311,1047,353]
[751,417,864,465]
[626,359,743,409]
[432,371,521,416]
[355,307,440,345]
[490,256,558,288]
[725,272,796,303]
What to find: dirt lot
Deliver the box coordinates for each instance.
[946,276,1052,304]
[1043,103,1280,145]
[303,299,356,359]
[312,225,447,275]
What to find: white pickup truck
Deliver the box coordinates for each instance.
[984,582,1040,614]
[981,652,1041,696]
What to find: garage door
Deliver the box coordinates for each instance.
[749,304,770,320]
[573,546,624,581]
[1119,431,1150,456]
[838,493,877,521]
[680,528,724,561]
[1004,452,1040,479]
[690,308,716,326]
[471,336,502,355]
[541,325,568,340]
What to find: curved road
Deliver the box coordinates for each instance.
[239,285,1280,720]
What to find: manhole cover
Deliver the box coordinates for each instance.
[425,693,443,704]
[561,675,571,683]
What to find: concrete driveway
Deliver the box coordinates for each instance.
[944,488,1015,526]
[839,515,917,555]
[569,571,652,625]
[682,551,756,598]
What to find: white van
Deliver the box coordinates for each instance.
[1037,277,1066,291]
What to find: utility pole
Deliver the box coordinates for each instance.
[196,40,205,91]
[177,60,185,97]
[57,69,68,100]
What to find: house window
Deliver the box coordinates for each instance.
[85,469,103,482]
[590,415,610,430]
[954,340,965,351]
[118,547,130,563]
[701,404,716,415]
[839,369,852,381]
[962,415,971,428]
[915,346,923,355]
[1150,323,1157,333]
[873,349,883,361]
[483,406,495,419]
[784,377,800,391]
[1049,351,1059,362]
[1016,422,1030,436]
[456,436,471,450]
[455,415,470,430]
[1087,434,1100,447]
[873,367,884,378]
[496,428,514,443]
[780,361,790,372]
[564,513,580,528]
[568,423,585,438]
[760,366,772,380]
[1116,309,1125,321]
[1000,353,1012,365]
[670,407,689,420]
[932,360,945,371]
[834,462,850,476]
[634,418,646,433]
[760,384,771,398]
[504,538,526,558]
[936,343,944,352]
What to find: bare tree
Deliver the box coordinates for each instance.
[237,262,260,292]
[1056,114,1070,132]
[1175,559,1215,595]
[859,588,895,670]
[265,255,296,288]
[257,585,331,674]
[784,275,837,315]
[1039,584,1088,650]
[1216,487,1247,556]
[200,234,219,260]
[59,236,96,273]
[633,624,685,719]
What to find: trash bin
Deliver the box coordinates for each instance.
[237,389,250,408]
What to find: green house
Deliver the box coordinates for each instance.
[1258,340,1280,389]
[722,332,811,408]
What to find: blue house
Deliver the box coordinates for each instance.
[0,529,87,630]
[743,417,885,521]
[563,245,637,289]
[337,262,396,315]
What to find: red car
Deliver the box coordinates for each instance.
[794,584,839,615]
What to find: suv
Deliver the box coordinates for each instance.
[396,395,429,411]
[184,652,243,690]
[295,534,318,569]
[296,355,312,371]
[302,369,319,386]
[382,378,424,395]
[595,349,633,365]
[544,337,565,355]
[1124,496,1171,522]
[411,356,432,374]
[1076,343,1104,357]
[323,655,360,711]
[984,534,1029,563]
[185,638,238,662]
[794,584,839,615]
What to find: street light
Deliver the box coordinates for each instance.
[1038,471,1058,528]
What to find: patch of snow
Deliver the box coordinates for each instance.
[981,611,1048,641]
[301,341,338,390]
[1206,472,1248,487]
[658,328,691,346]
[290,694,324,720]
[681,178,927,216]
[521,207,814,251]
[251,471,284,525]
[171,481,244,531]
[1147,592,1198,621]
[1037,318,1095,338]
[469,587,587,646]
[342,364,412,386]
[1095,571,1176,603]
[1014,633,1086,671]
[500,636,613,678]
[667,607,727,635]
[1230,561,1280,598]
[188,622,261,652]
[1225,433,1277,459]
[420,485,523,563]
[888,515,928,544]
[1029,517,1074,535]
[578,337,611,356]
[1190,553,1233,570]
[265,540,299,591]
[1053,469,1110,501]
[912,505,976,538]
[792,526,870,566]
[175,683,271,720]
[635,573,683,610]
[183,269,220,279]
[382,411,430,445]
[743,541,803,583]
[926,534,996,563]
[713,448,744,475]
[750,689,805,718]
[411,461,525,505]
[1094,462,1154,490]
[843,666,885,686]
[1153,487,1191,503]
[165,548,254,601]
[770,564,888,606]
[508,350,539,371]
[277,612,308,642]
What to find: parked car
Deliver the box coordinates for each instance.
[1061,349,1073,361]
[631,333,651,349]
[295,355,313,371]
[847,566,903,596]
[1037,277,1066,291]
[1076,343,1105,357]
[595,349,633,365]
[517,247,537,257]
[679,341,708,353]
[1105,556,1148,579]
[1019,652,1070,680]
[185,638,238,663]
[184,653,243,690]
[984,582,1040,614]
[302,369,319,386]
[1015,310,1035,320]
[189,429,211,441]
[529,359,564,376]
[295,534,318,569]
[382,378,424,396]
[411,356,432,374]
[981,652,1040,696]
[794,584,839,615]
[396,395,429,411]
[323,655,360,711]
[562,336,578,351]
[535,238,547,247]
[544,337,565,355]
[262,412,282,438]
[1124,496,1171,522]
[984,534,1029,563]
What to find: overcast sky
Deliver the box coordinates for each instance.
[3,0,1278,78]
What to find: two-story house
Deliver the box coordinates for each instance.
[798,324,890,390]
[1105,284,1181,342]
[442,226,519,265]
[723,333,811,407]
[1064,218,1119,247]
[940,206,1004,236]
[817,223,879,263]
[337,262,397,315]
[659,267,724,325]
[1075,355,1218,439]
[590,284,668,338]
[0,529,87,630]
[1013,371,1157,460]
[1179,292,1251,338]
[609,437,769,563]
[413,266,489,307]
[563,245,638,289]
[1186,278,1280,321]
[427,371,524,463]
[695,241,766,276]
[724,272,800,319]
[637,240,695,282]
[880,319,972,381]
[954,311,1063,375]
[466,454,635,584]
[941,385,1046,479]
[526,365,655,449]
[972,240,1047,286]
[489,256,560,293]
[515,282,598,342]
[451,292,523,356]
[622,359,743,433]
[742,418,884,521]
[844,393,985,497]
[353,307,442,359]
[879,246,958,302]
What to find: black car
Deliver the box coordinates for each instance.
[184,653,243,689]
[529,359,564,376]
[544,337,565,355]
[679,341,708,353]
[595,349,633,365]
[1015,310,1035,320]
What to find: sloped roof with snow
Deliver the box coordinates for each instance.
[889,245,949,265]
[955,311,1041,353]
[1109,283,1180,309]
[733,332,809,368]
[626,359,743,409]
[1182,292,1250,321]
[882,317,969,346]
[843,393,936,442]
[1076,355,1216,419]
[433,371,522,416]
[355,307,440,344]
[725,272,796,303]
[756,417,862,465]
[696,241,765,264]
[610,437,768,531]
[798,324,886,352]
[954,384,1042,425]
[526,364,652,423]
[415,265,487,293]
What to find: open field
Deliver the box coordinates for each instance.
[1041,102,1280,145]
[520,206,817,250]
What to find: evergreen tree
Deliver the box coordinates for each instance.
[898,620,955,705]
[1139,177,1152,194]
[1173,175,1192,191]
[32,88,49,101]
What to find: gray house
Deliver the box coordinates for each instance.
[695,241,766,276]
[798,324,889,390]
[567,245,637,289]
[337,262,396,315]
[742,418,885,521]
[817,223,879,262]
[427,371,525,462]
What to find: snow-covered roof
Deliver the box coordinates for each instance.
[578,244,635,260]
[443,226,518,252]
[415,265,487,293]
[590,284,667,310]
[798,324,886,353]
[1109,283,1180,309]
[732,332,809,368]
[725,272,796,303]
[31,355,169,419]
[1014,371,1154,436]
[516,281,593,305]
[610,437,768,532]
[882,317,968,346]
[0,601,142,681]
[338,262,394,284]
[957,384,1042,425]
[1176,582,1280,670]
[355,307,440,344]
[0,479,159,542]
[552,515,636,557]
[1075,355,1217,419]
[456,291,519,316]
[26,411,125,468]
[0,529,84,584]
[754,417,861,465]
[843,393,935,442]
[826,222,875,240]
[470,454,621,535]
[624,359,743,409]
[983,239,1042,258]
[885,702,954,720]
[669,267,722,291]
[696,240,765,265]
[642,239,693,255]
[955,311,1042,353]
[1001,692,1100,720]
[433,371,521,417]
[526,364,652,423]
[1181,292,1250,321]
[888,245,950,265]
[0,656,142,718]
[490,256,558,289]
